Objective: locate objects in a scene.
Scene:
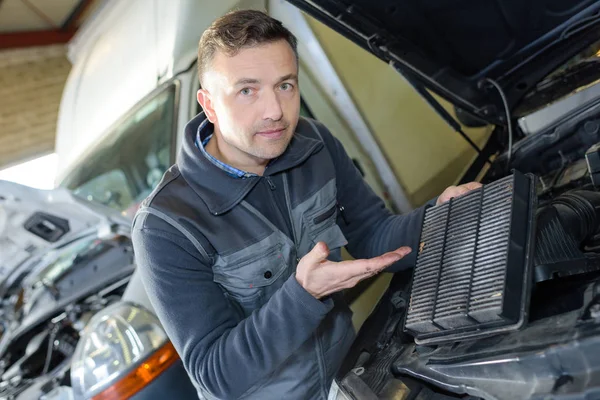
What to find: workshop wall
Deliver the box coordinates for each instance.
[0,44,70,170]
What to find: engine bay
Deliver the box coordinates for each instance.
[0,232,133,399]
[336,94,600,400]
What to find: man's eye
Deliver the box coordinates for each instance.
[240,88,253,95]
[280,83,293,91]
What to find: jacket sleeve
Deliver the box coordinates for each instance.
[131,213,333,399]
[316,121,436,272]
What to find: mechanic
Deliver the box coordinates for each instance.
[132,9,480,400]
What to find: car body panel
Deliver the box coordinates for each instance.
[0,180,129,288]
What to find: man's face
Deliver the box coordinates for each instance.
[198,40,300,163]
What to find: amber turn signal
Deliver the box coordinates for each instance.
[92,341,179,400]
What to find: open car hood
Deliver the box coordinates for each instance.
[287,0,600,123]
[0,180,130,284]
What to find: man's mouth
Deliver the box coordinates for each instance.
[256,127,287,139]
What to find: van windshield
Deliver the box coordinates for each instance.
[59,85,176,218]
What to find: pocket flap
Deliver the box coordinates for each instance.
[213,243,287,289]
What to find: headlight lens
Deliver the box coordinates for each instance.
[330,379,352,400]
[71,302,178,399]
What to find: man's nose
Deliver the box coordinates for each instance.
[262,89,283,121]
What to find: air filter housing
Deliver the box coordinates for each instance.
[404,172,536,344]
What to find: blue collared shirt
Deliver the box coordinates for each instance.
[195,123,257,179]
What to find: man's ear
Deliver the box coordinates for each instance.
[197,89,217,123]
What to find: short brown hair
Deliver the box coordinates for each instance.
[197,9,298,86]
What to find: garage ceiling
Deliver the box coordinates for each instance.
[0,0,101,170]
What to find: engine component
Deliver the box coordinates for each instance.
[586,143,600,187]
[535,191,600,281]
[404,172,536,344]
[23,213,70,243]
[486,111,600,183]
[538,158,590,198]
[1,330,48,381]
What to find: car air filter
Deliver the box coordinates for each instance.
[404,172,536,345]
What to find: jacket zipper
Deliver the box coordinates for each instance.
[283,175,328,397]
[313,327,329,399]
[313,204,337,224]
[282,174,300,262]
[265,176,276,191]
[265,176,296,251]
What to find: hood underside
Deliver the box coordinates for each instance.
[288,0,600,123]
[0,181,130,280]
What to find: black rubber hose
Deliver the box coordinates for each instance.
[550,191,600,243]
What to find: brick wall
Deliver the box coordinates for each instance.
[0,44,71,170]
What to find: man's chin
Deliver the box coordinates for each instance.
[252,135,292,159]
[254,146,288,161]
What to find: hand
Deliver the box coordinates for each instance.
[436,182,482,206]
[295,242,412,299]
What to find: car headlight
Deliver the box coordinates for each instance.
[329,379,352,400]
[71,302,179,399]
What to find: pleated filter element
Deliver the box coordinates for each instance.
[405,172,535,344]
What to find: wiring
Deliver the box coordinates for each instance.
[483,78,514,172]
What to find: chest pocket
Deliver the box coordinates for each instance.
[212,236,291,318]
[292,179,348,260]
[305,200,348,253]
